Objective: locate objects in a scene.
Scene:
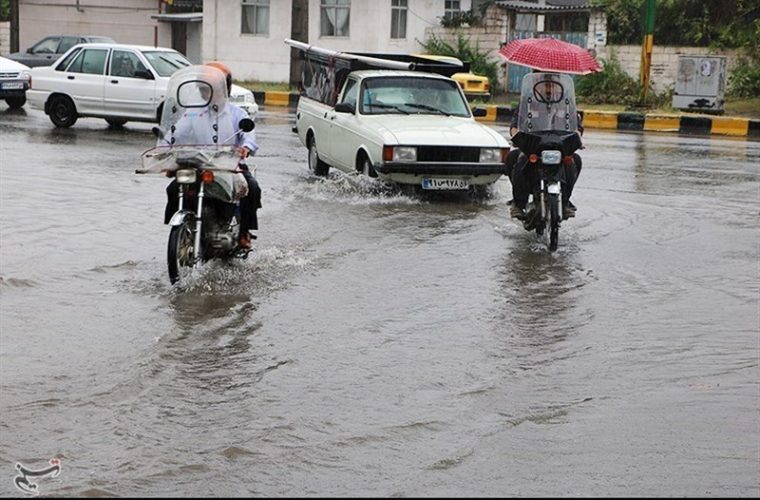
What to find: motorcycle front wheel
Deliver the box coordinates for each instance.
[167,221,195,284]
[548,193,560,251]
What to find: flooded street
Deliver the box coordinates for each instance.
[1,106,758,497]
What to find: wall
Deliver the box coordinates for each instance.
[596,45,740,93]
[0,21,9,55]
[17,0,170,50]
[204,0,471,83]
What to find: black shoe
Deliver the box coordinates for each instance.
[510,204,526,220]
[563,202,577,220]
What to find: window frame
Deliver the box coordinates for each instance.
[241,0,270,36]
[391,0,408,40]
[320,0,351,38]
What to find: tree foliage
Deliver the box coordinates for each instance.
[592,0,760,48]
[419,32,500,92]
[1,0,8,22]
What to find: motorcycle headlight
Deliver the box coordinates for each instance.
[541,150,562,165]
[479,148,502,163]
[175,169,197,184]
[392,146,417,162]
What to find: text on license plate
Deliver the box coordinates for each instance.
[1,82,25,90]
[421,178,469,190]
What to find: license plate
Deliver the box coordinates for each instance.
[1,82,25,90]
[421,178,469,190]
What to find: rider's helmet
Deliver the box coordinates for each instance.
[206,61,232,96]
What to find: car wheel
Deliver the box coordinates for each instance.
[361,154,378,178]
[308,136,330,177]
[48,95,78,128]
[5,96,26,109]
[105,118,128,128]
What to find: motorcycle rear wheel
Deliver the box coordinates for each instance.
[167,221,195,284]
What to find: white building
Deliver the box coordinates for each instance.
[203,0,473,83]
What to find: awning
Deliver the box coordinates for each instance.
[151,12,203,23]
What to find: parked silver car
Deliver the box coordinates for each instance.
[6,35,114,67]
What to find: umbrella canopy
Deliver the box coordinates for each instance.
[499,37,602,75]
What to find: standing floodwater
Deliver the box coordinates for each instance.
[1,107,758,496]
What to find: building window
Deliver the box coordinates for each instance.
[391,0,407,39]
[321,0,350,37]
[444,0,460,20]
[242,0,270,35]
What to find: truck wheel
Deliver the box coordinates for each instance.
[361,154,378,178]
[48,95,78,128]
[308,136,330,177]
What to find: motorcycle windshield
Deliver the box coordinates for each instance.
[517,72,578,134]
[158,65,231,146]
[138,145,240,175]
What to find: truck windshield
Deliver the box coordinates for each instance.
[360,76,470,117]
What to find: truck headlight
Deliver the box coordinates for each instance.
[392,146,417,162]
[541,150,562,165]
[479,148,502,163]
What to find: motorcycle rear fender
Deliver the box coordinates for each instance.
[169,210,196,227]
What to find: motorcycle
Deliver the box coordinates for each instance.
[136,65,256,284]
[510,72,582,251]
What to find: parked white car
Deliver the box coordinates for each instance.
[229,84,259,118]
[27,43,257,128]
[296,70,509,190]
[0,56,31,109]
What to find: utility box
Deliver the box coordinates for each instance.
[672,55,727,114]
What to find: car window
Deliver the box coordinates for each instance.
[110,50,148,78]
[141,51,191,77]
[67,48,107,75]
[31,37,60,54]
[340,78,358,107]
[59,37,80,54]
[55,47,82,71]
[89,37,115,43]
[360,76,470,117]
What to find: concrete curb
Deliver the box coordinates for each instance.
[254,91,760,139]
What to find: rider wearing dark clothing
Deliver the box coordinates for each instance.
[506,109,583,220]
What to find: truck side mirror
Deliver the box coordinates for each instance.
[334,102,355,114]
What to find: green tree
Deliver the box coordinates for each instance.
[591,0,760,48]
[1,0,9,22]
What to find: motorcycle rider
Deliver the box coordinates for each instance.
[506,72,583,221]
[162,61,262,249]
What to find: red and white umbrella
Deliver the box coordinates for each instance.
[499,37,602,75]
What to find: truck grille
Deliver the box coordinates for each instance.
[416,146,480,162]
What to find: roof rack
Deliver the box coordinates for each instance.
[285,38,469,105]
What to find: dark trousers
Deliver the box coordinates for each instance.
[164,173,261,233]
[507,150,582,208]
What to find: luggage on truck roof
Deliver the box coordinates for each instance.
[285,38,469,105]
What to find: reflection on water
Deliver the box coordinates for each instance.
[1,114,758,497]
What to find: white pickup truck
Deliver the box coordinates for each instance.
[294,68,510,192]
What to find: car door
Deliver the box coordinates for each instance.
[328,77,360,170]
[60,47,108,115]
[103,49,157,119]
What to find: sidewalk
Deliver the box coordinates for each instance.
[253,91,760,139]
